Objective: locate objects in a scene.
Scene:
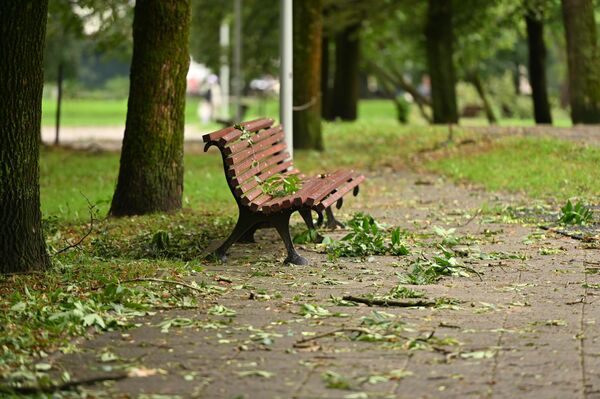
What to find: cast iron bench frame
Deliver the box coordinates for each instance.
[203,118,364,265]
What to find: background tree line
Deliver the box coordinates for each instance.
[1,0,600,273]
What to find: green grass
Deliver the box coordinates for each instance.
[40,148,232,220]
[42,98,204,127]
[40,121,600,221]
[427,136,600,201]
[42,96,571,127]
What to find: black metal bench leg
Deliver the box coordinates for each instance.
[237,222,263,243]
[214,210,257,262]
[324,206,345,230]
[272,212,309,265]
[299,209,316,230]
[299,209,324,243]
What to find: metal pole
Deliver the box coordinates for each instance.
[219,20,230,120]
[280,0,293,158]
[233,0,243,122]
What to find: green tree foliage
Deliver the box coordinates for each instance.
[190,0,280,82]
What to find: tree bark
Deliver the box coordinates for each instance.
[55,62,64,145]
[0,1,51,273]
[293,0,323,150]
[321,36,334,120]
[469,73,497,125]
[110,0,191,216]
[561,0,600,124]
[332,23,360,121]
[525,11,553,124]
[425,0,458,124]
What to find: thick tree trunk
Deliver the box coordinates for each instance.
[0,1,51,273]
[525,11,553,124]
[425,0,458,124]
[293,0,323,150]
[561,0,600,124]
[110,0,191,216]
[321,36,334,121]
[332,23,360,121]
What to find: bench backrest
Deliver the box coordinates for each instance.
[203,118,293,207]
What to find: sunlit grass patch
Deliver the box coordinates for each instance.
[426,136,600,201]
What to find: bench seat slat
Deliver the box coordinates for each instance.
[261,176,323,213]
[226,131,285,166]
[224,126,283,155]
[218,118,274,145]
[229,143,287,176]
[305,170,354,207]
[232,152,290,186]
[316,175,365,211]
[202,118,273,143]
[235,164,296,197]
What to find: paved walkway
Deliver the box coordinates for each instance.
[42,124,600,152]
[41,124,211,151]
[53,171,600,398]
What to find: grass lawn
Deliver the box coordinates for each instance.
[426,136,600,201]
[42,96,572,128]
[40,118,599,221]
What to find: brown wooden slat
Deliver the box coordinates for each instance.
[279,176,323,209]
[249,193,273,212]
[316,175,365,211]
[261,174,323,214]
[305,170,354,207]
[292,170,346,207]
[240,186,264,206]
[235,163,295,197]
[224,125,283,155]
[229,143,287,176]
[202,126,234,143]
[226,131,284,165]
[217,118,274,146]
[231,152,290,186]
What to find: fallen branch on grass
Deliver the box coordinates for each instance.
[341,296,437,308]
[54,193,97,256]
[0,372,129,395]
[120,277,207,295]
[294,327,373,345]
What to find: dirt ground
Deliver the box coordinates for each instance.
[48,170,600,399]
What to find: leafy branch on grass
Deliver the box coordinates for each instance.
[558,200,593,225]
[399,246,482,285]
[53,193,98,256]
[326,213,410,257]
[341,295,436,308]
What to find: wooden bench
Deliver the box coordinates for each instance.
[203,118,365,265]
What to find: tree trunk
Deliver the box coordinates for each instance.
[293,0,323,150]
[561,0,600,124]
[332,23,360,121]
[0,1,51,274]
[321,36,334,121]
[425,0,458,124]
[469,73,497,125]
[110,0,191,216]
[55,61,64,145]
[525,11,552,124]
